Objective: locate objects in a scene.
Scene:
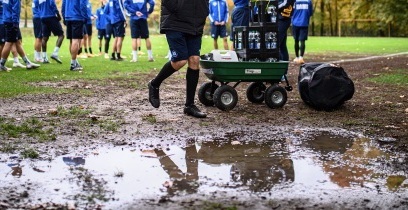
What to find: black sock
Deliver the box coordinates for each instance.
[89,48,93,54]
[111,53,116,58]
[99,47,102,53]
[185,68,199,107]
[117,53,121,58]
[78,48,82,55]
[105,41,110,53]
[151,61,177,88]
[85,48,88,53]
[138,47,141,51]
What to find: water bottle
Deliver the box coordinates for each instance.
[255,31,260,49]
[271,32,277,49]
[267,6,277,23]
[237,33,242,49]
[265,33,272,49]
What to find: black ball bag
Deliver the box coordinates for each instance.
[298,63,354,111]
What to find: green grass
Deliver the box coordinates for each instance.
[367,70,408,86]
[1,29,407,98]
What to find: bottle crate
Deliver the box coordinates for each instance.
[250,0,278,27]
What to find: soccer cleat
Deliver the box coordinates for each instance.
[0,65,11,72]
[70,63,82,71]
[293,57,299,64]
[298,57,305,64]
[43,58,50,64]
[104,54,109,59]
[12,62,26,68]
[148,81,160,108]
[183,105,207,118]
[78,54,88,59]
[35,58,44,63]
[51,55,62,64]
[130,59,137,62]
[26,62,40,70]
[116,57,124,61]
[148,58,154,62]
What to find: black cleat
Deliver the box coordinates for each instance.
[183,105,207,118]
[51,55,62,64]
[148,81,160,108]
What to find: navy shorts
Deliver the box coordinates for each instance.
[33,17,43,39]
[210,24,228,39]
[4,22,22,42]
[130,19,149,39]
[112,21,125,38]
[166,30,202,62]
[0,24,5,44]
[83,23,93,36]
[41,17,64,37]
[230,7,250,41]
[105,23,115,39]
[97,29,106,39]
[66,20,84,40]
[292,26,309,41]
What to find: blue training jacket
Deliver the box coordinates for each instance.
[86,2,95,24]
[124,0,155,21]
[209,0,229,23]
[38,0,59,19]
[291,0,313,27]
[233,0,249,9]
[62,0,88,22]
[95,5,108,30]
[104,0,126,24]
[32,0,41,19]
[0,1,4,24]
[2,0,21,23]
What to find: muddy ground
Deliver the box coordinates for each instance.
[0,53,407,209]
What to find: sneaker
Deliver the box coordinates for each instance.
[12,62,26,68]
[104,54,109,59]
[137,51,145,55]
[26,62,40,70]
[87,53,95,58]
[183,105,207,118]
[148,58,154,62]
[298,57,305,64]
[43,58,50,64]
[116,57,124,61]
[148,81,160,108]
[78,54,88,59]
[293,57,299,64]
[70,63,82,71]
[0,65,11,72]
[130,59,137,62]
[121,55,127,59]
[51,55,62,64]
[110,57,116,61]
[35,58,44,63]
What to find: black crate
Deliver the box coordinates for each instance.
[249,0,278,27]
[233,25,279,61]
[236,49,279,62]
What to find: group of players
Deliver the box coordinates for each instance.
[0,0,155,72]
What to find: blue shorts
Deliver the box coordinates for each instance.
[66,20,84,40]
[0,24,5,44]
[83,24,93,36]
[97,29,106,39]
[230,7,250,41]
[292,26,309,41]
[112,21,125,38]
[130,19,149,39]
[33,17,43,39]
[166,30,202,62]
[105,23,115,39]
[4,22,22,42]
[210,24,228,39]
[41,17,64,37]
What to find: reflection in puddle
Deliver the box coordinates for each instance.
[0,132,407,208]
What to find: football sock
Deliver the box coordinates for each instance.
[151,61,176,87]
[185,68,199,107]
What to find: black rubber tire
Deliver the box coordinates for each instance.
[213,85,238,111]
[265,85,287,109]
[246,82,266,103]
[198,82,219,106]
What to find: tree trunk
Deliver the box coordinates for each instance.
[320,0,325,36]
[328,0,333,35]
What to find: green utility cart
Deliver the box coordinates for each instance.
[198,50,292,111]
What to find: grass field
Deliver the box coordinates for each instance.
[0,29,407,98]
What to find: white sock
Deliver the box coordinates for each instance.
[147,50,153,59]
[13,57,19,63]
[42,52,48,59]
[132,50,137,60]
[53,47,60,55]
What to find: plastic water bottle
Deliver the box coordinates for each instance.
[271,32,277,49]
[267,6,277,23]
[249,31,255,49]
[265,33,271,49]
[237,33,242,49]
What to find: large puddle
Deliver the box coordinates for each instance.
[1,131,407,209]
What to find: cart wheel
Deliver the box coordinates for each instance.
[246,82,266,104]
[198,82,219,106]
[265,85,287,109]
[213,85,238,111]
